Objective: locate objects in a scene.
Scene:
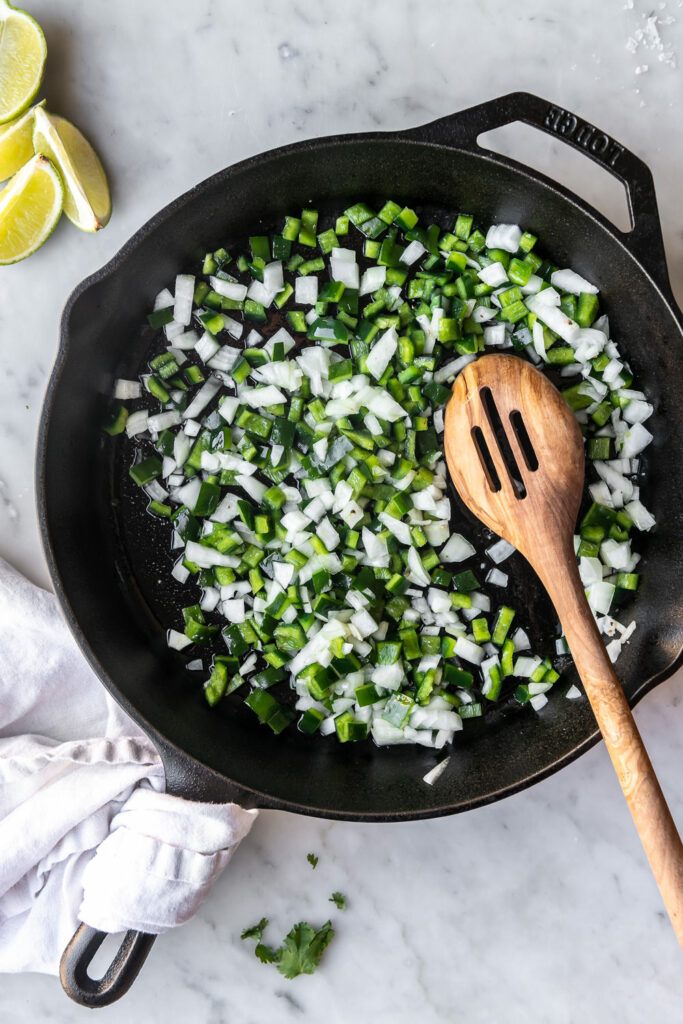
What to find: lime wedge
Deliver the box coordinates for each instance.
[0,0,46,124]
[0,97,42,180]
[0,152,63,263]
[33,107,110,231]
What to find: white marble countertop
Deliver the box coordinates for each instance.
[1,0,682,1021]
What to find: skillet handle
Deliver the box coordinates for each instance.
[60,923,156,1007]
[405,91,671,296]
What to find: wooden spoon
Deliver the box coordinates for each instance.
[444,352,683,948]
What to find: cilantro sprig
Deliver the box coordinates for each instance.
[241,918,335,979]
[240,917,268,941]
[277,920,335,979]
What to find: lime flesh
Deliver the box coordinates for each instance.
[0,1,46,124]
[0,98,42,180]
[0,151,63,263]
[33,107,111,231]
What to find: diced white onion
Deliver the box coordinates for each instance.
[579,556,604,586]
[514,656,541,677]
[173,274,195,326]
[423,521,450,548]
[185,541,239,569]
[485,223,522,252]
[512,628,530,651]
[379,512,412,546]
[474,305,498,324]
[331,247,355,261]
[147,410,182,432]
[486,538,515,564]
[295,276,319,305]
[486,568,508,587]
[200,587,220,613]
[550,268,598,295]
[182,375,222,419]
[126,410,148,437]
[211,493,240,523]
[617,422,653,459]
[622,399,653,425]
[239,385,286,407]
[526,293,581,344]
[194,332,220,363]
[455,637,485,666]
[114,379,141,400]
[407,546,431,586]
[587,581,615,615]
[330,258,359,289]
[170,329,200,350]
[222,598,246,623]
[625,499,655,531]
[365,327,397,381]
[208,346,241,372]
[485,323,509,350]
[440,533,476,562]
[318,517,340,551]
[434,354,476,384]
[210,277,247,301]
[423,756,450,786]
[478,262,508,287]
[263,261,284,295]
[360,265,387,296]
[154,287,173,310]
[600,539,631,570]
[167,629,192,651]
[247,279,276,307]
[350,609,378,639]
[400,240,426,265]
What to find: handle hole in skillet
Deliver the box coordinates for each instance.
[85,932,127,981]
[477,121,632,233]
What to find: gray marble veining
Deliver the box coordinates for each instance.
[0,1,682,1021]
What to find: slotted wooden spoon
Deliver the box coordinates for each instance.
[444,353,683,948]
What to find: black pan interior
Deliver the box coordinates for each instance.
[39,134,683,819]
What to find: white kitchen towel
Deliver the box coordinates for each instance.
[0,557,258,974]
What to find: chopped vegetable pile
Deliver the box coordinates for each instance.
[107,199,655,750]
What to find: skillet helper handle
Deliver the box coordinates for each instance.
[545,556,683,951]
[408,91,671,294]
[60,922,157,1007]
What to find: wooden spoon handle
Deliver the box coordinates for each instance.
[544,554,683,949]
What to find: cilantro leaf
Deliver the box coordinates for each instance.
[306,852,319,869]
[241,917,268,942]
[276,920,335,980]
[255,943,279,964]
[329,892,346,910]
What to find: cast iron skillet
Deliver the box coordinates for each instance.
[37,93,683,1006]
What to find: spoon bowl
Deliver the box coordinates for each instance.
[444,353,584,574]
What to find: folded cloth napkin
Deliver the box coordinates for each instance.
[0,557,258,974]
